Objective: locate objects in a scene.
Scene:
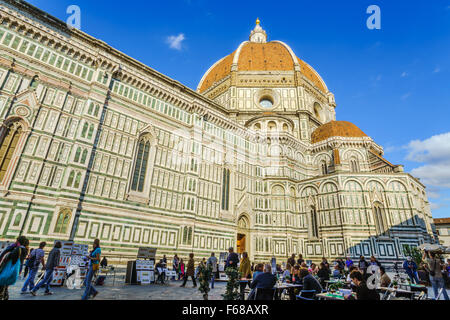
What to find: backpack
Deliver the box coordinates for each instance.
[27,250,37,268]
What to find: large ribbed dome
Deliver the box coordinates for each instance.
[197,20,328,94]
[311,121,368,144]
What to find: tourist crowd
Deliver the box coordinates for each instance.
[1,238,449,300]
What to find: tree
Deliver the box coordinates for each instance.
[403,244,423,267]
[197,262,213,300]
[222,267,241,300]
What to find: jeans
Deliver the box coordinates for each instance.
[32,269,53,293]
[430,277,449,300]
[210,273,215,289]
[82,265,98,300]
[21,268,38,292]
[406,271,420,284]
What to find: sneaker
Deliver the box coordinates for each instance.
[20,291,28,295]
[92,291,99,299]
[44,292,53,295]
[30,291,37,296]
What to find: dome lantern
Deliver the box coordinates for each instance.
[249,18,267,43]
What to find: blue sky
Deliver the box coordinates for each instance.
[28,0,450,218]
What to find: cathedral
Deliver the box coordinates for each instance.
[0,1,437,265]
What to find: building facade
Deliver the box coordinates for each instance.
[434,218,450,248]
[0,1,437,264]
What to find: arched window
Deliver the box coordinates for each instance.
[221,168,230,210]
[320,161,328,175]
[310,206,319,238]
[74,147,81,163]
[0,122,23,183]
[350,159,359,172]
[74,172,82,188]
[67,170,75,187]
[373,203,386,236]
[87,124,95,139]
[81,149,88,164]
[131,135,151,192]
[183,227,188,244]
[187,227,192,245]
[94,105,100,117]
[81,122,89,138]
[88,102,94,114]
[54,208,71,234]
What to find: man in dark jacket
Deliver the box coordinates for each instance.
[225,247,239,270]
[346,270,380,300]
[250,264,277,289]
[358,256,370,275]
[31,241,61,296]
[287,254,296,267]
[300,268,323,293]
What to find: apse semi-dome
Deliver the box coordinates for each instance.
[197,19,328,95]
[311,121,368,144]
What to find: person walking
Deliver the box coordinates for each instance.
[424,251,449,300]
[180,253,196,288]
[81,239,101,300]
[207,253,218,289]
[239,252,252,279]
[403,256,420,284]
[0,236,29,300]
[31,241,61,296]
[172,254,179,281]
[21,242,46,294]
[287,254,296,267]
[178,258,185,280]
[358,256,370,276]
[225,247,239,270]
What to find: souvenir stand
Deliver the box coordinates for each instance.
[50,240,89,287]
[218,252,229,281]
[126,247,157,285]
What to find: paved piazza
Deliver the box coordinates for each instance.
[10,273,227,300]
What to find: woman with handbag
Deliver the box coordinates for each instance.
[424,251,449,300]
[0,236,29,300]
[82,239,101,300]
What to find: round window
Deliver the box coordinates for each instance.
[260,97,273,109]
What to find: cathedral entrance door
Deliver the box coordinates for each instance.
[237,234,246,254]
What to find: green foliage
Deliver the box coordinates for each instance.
[198,263,213,300]
[403,244,423,267]
[328,281,344,292]
[222,267,242,300]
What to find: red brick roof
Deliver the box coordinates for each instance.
[434,218,450,225]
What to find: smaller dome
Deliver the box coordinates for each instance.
[311,121,368,143]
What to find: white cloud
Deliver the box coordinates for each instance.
[401,92,411,100]
[430,202,448,210]
[401,72,408,77]
[406,132,450,188]
[433,67,441,73]
[166,33,185,50]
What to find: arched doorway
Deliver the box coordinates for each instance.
[237,215,250,255]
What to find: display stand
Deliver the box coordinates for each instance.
[126,247,157,285]
[217,252,229,281]
[50,240,88,287]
